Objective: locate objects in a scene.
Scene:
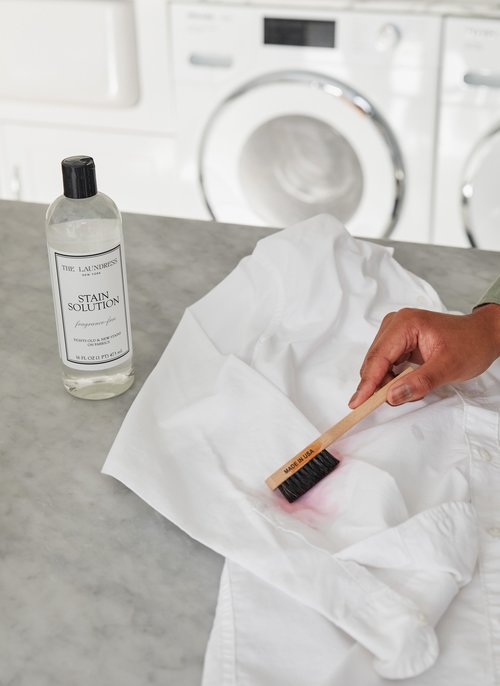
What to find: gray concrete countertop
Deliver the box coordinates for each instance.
[1,199,499,686]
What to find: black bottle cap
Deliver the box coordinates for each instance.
[62,156,98,199]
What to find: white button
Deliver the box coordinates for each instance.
[477,448,493,462]
[416,611,428,624]
[487,527,500,537]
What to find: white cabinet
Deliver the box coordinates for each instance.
[0,0,176,214]
[0,0,139,108]
[1,124,177,216]
[0,0,178,216]
[0,0,173,134]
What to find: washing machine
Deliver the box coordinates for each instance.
[168,2,442,241]
[433,13,500,249]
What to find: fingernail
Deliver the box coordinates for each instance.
[348,391,359,407]
[388,383,413,405]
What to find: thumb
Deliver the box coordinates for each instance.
[387,365,442,405]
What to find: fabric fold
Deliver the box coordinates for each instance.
[103,214,482,682]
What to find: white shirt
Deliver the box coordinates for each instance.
[103,215,500,685]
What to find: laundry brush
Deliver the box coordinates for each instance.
[265,367,412,503]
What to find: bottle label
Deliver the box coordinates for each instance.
[48,244,132,370]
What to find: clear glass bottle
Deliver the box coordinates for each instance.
[46,156,134,399]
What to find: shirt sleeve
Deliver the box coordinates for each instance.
[475,276,500,308]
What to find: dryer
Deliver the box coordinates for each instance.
[433,13,500,249]
[168,2,442,241]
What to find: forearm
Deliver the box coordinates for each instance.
[470,303,500,359]
[473,276,500,356]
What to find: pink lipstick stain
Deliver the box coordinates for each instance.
[272,449,346,526]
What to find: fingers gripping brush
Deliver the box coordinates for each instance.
[265,368,412,503]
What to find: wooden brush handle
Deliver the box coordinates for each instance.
[265,367,412,491]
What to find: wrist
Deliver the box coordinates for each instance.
[472,303,500,357]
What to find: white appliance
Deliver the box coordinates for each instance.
[433,13,500,249]
[168,2,442,241]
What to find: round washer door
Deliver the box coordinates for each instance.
[200,71,405,238]
[462,128,500,249]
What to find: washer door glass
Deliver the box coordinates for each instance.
[239,114,363,226]
[463,129,500,250]
[200,72,404,238]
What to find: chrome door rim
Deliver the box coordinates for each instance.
[461,125,500,248]
[198,70,406,238]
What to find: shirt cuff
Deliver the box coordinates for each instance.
[474,276,500,309]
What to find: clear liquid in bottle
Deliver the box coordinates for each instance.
[45,157,134,399]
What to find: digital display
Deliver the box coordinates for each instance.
[264,18,336,48]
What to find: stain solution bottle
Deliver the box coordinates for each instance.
[46,156,134,399]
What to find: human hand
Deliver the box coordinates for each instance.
[349,304,500,408]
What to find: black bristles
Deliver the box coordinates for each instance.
[277,449,340,503]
